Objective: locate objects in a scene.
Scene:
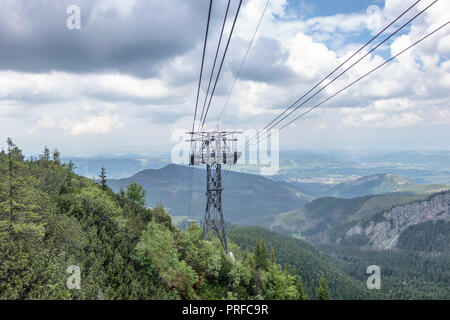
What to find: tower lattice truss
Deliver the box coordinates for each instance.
[204,163,228,251]
[186,129,241,253]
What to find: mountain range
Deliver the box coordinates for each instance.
[66,150,450,184]
[108,164,312,225]
[63,155,172,179]
[108,165,449,247]
[287,173,449,198]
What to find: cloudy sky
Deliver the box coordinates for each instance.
[0,0,449,156]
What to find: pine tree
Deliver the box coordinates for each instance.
[3,138,25,221]
[255,240,268,270]
[52,148,61,164]
[260,240,267,261]
[42,146,50,161]
[296,277,308,300]
[61,160,75,194]
[126,182,147,206]
[316,273,331,300]
[99,167,107,191]
[270,247,276,264]
[0,138,43,235]
[118,187,126,207]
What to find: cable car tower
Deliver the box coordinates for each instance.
[186,128,241,254]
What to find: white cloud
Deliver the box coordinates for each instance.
[62,114,124,135]
[385,112,422,127]
[0,0,449,154]
[340,98,450,129]
[27,114,57,134]
[317,123,327,130]
[287,33,337,80]
[362,113,385,122]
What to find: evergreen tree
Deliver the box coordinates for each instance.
[296,277,308,300]
[61,161,75,194]
[99,167,107,191]
[270,247,276,264]
[118,187,126,207]
[126,182,147,206]
[316,273,331,300]
[52,148,61,164]
[254,240,267,270]
[42,146,50,161]
[1,138,27,222]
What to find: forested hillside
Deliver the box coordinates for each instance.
[341,190,450,249]
[273,190,450,251]
[228,226,371,299]
[230,227,450,299]
[397,220,450,252]
[0,139,312,300]
[273,193,428,239]
[320,244,450,299]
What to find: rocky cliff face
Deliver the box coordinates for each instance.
[344,191,450,249]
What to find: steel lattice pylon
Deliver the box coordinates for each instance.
[186,129,241,254]
[203,163,228,251]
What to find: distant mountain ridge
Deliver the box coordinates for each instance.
[328,173,415,197]
[65,149,450,184]
[108,166,449,230]
[64,156,171,179]
[289,173,449,199]
[108,164,313,225]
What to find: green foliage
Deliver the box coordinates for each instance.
[135,220,197,298]
[0,140,305,300]
[52,149,61,164]
[0,140,176,299]
[320,243,450,299]
[397,220,450,252]
[228,260,252,290]
[229,226,370,300]
[254,240,268,270]
[99,167,107,191]
[2,140,445,300]
[42,146,50,161]
[296,277,308,300]
[317,273,330,300]
[275,192,429,241]
[126,182,147,206]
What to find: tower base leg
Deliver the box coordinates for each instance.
[203,163,229,253]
